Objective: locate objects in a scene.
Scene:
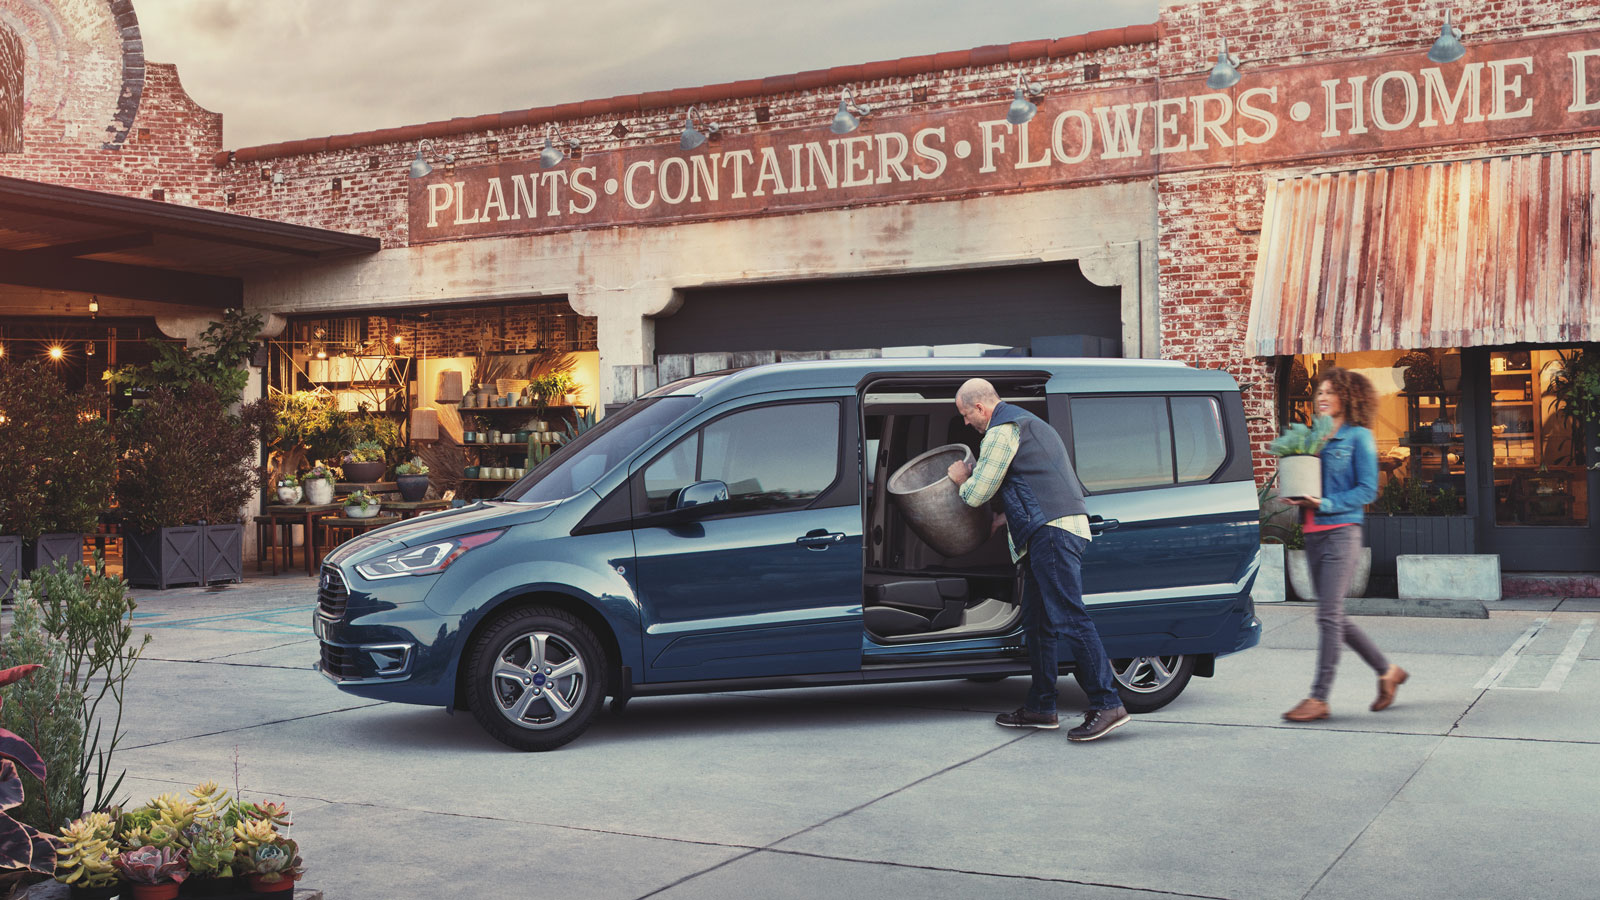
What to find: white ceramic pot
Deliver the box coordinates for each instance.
[276,485,303,504]
[304,477,334,506]
[345,502,380,519]
[1276,455,1322,500]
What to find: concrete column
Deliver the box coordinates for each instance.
[571,285,678,406]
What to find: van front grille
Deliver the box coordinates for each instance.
[319,642,362,679]
[317,566,348,621]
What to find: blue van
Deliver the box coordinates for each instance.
[315,358,1261,750]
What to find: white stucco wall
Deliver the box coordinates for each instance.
[243,183,1159,404]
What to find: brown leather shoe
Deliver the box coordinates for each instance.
[1282,698,1329,721]
[1371,664,1408,712]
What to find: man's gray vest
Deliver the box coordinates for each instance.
[986,401,1088,548]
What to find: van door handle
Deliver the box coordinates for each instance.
[796,530,845,549]
[1089,516,1120,534]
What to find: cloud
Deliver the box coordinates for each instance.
[132,0,1155,147]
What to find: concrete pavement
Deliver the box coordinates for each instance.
[25,573,1600,899]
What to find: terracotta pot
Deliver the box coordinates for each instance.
[247,874,296,894]
[68,883,126,900]
[129,881,181,900]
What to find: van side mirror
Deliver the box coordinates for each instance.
[675,480,729,512]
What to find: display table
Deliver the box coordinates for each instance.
[263,502,343,575]
[382,499,450,519]
[320,515,401,561]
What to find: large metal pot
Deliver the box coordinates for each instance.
[887,443,990,557]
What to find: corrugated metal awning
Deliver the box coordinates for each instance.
[1244,150,1600,357]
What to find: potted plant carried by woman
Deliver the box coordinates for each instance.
[341,440,387,483]
[112,846,188,900]
[344,489,381,519]
[302,462,340,506]
[394,456,431,502]
[1268,414,1335,501]
[274,471,303,505]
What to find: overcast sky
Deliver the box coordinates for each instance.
[131,0,1153,148]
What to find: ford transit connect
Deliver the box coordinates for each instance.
[315,358,1262,750]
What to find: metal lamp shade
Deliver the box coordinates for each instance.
[407,150,432,179]
[1206,52,1241,90]
[830,100,860,135]
[1006,87,1037,125]
[681,126,708,150]
[1428,15,1466,64]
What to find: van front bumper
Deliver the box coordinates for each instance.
[314,564,461,706]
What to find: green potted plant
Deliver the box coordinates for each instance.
[233,807,304,894]
[342,440,388,483]
[112,845,188,900]
[394,457,431,502]
[1267,414,1334,500]
[274,472,303,505]
[55,811,120,899]
[303,462,340,506]
[344,489,381,519]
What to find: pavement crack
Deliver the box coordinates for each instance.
[120,703,385,750]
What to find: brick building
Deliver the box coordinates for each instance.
[3,0,1598,574]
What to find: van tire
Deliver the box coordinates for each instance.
[465,606,608,752]
[1111,654,1194,714]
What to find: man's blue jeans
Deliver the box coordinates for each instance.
[1020,527,1121,713]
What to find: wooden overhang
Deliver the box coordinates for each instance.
[1245,149,1600,358]
[0,174,380,308]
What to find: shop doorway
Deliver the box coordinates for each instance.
[1471,346,1600,571]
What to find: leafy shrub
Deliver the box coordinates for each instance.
[0,589,85,831]
[104,309,262,404]
[118,385,272,531]
[1371,477,1463,516]
[7,560,149,820]
[0,360,116,539]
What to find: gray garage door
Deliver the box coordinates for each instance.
[655,261,1119,356]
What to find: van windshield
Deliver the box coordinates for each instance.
[502,396,699,504]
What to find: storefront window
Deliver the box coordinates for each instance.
[1490,348,1588,527]
[1287,350,1465,516]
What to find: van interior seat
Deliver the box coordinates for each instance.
[862,575,967,635]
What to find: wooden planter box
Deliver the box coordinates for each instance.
[0,535,19,601]
[124,526,205,589]
[1364,515,1476,575]
[202,523,244,586]
[24,533,83,575]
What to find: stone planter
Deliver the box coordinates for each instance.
[342,460,385,483]
[202,523,244,586]
[124,526,204,589]
[396,473,430,502]
[1252,543,1286,604]
[1276,454,1322,499]
[0,535,19,601]
[24,532,82,575]
[1287,547,1371,602]
[344,502,381,519]
[1364,515,1475,575]
[304,477,334,506]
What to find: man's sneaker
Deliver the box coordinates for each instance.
[1067,706,1130,741]
[995,707,1059,729]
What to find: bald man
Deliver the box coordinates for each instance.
[947,378,1129,741]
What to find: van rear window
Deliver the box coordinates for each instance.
[1068,395,1227,493]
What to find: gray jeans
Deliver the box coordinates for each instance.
[1307,525,1389,701]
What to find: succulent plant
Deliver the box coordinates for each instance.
[247,838,303,884]
[188,781,231,822]
[184,819,235,878]
[114,844,189,884]
[395,456,429,476]
[56,812,119,888]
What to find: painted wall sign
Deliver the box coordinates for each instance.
[409,28,1600,244]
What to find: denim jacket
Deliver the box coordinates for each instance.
[1316,423,1379,525]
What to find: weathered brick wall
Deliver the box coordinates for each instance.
[218,32,1165,247]
[1155,0,1597,481]
[0,61,224,205]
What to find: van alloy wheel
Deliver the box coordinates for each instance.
[492,631,588,728]
[1110,654,1195,714]
[466,606,608,751]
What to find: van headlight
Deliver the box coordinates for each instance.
[355,530,505,580]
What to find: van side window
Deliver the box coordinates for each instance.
[1171,396,1227,483]
[1068,395,1229,493]
[1071,397,1173,491]
[642,402,840,513]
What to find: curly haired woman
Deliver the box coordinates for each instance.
[1282,366,1408,721]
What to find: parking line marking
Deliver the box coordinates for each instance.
[1535,619,1595,692]
[1474,617,1548,690]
